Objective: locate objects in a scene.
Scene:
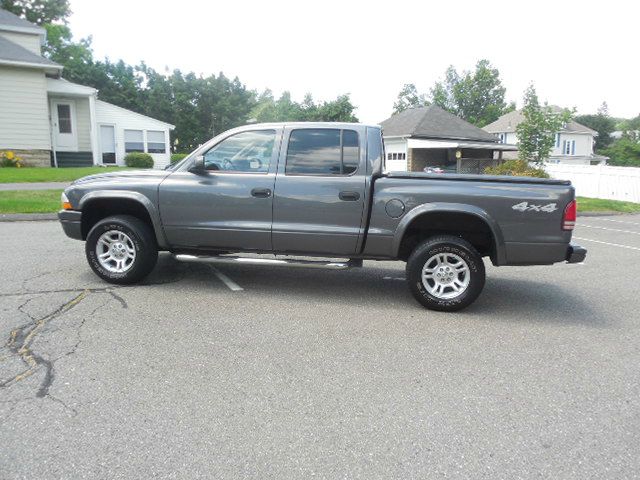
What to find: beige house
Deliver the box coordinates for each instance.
[483,109,608,165]
[0,9,174,168]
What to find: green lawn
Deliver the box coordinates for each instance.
[577,197,640,214]
[0,189,63,213]
[0,166,129,183]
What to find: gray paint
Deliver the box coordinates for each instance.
[61,122,580,267]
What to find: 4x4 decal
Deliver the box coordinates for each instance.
[512,201,558,213]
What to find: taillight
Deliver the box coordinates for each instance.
[562,200,577,230]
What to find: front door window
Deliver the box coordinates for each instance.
[57,104,72,133]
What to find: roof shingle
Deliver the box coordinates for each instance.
[380,105,498,142]
[0,8,44,32]
[0,35,61,70]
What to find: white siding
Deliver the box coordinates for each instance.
[551,132,593,157]
[0,66,50,150]
[0,31,41,54]
[75,98,92,151]
[95,100,172,169]
[383,138,408,171]
[496,131,595,163]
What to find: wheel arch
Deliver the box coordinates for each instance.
[392,203,506,264]
[78,190,168,248]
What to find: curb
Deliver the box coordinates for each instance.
[0,213,58,222]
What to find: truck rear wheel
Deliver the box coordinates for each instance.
[406,235,485,312]
[85,215,158,285]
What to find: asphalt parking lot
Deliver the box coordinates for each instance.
[1,215,639,479]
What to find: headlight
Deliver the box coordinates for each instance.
[61,192,72,210]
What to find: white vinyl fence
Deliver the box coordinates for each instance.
[544,164,640,203]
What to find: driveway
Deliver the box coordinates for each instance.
[1,216,639,479]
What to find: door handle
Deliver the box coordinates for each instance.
[251,188,272,198]
[339,191,360,201]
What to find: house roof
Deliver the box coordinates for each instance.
[0,8,45,35]
[47,77,96,96]
[483,108,598,135]
[380,105,498,142]
[0,35,61,72]
[95,100,175,129]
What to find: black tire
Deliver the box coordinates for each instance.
[85,215,158,285]
[406,235,485,312]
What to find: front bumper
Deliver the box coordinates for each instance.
[566,244,587,263]
[58,210,83,240]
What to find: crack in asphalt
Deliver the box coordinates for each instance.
[0,260,189,413]
[0,290,89,393]
[0,285,133,415]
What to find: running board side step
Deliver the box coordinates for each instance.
[173,254,363,270]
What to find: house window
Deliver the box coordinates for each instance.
[388,152,406,161]
[498,133,505,144]
[556,133,560,147]
[285,129,359,176]
[124,129,144,152]
[563,139,576,155]
[147,130,166,153]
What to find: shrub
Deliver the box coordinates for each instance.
[0,151,24,168]
[170,153,189,164]
[484,159,549,178]
[602,137,640,167]
[124,152,154,169]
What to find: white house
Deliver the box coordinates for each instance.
[381,105,517,173]
[0,9,174,168]
[483,108,607,166]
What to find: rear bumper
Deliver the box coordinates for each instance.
[566,244,587,263]
[58,210,82,240]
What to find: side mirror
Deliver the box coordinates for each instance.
[190,155,205,173]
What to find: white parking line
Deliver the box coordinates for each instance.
[573,236,640,252]
[581,217,640,227]
[577,224,640,236]
[211,267,244,291]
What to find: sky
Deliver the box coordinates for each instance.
[68,0,639,124]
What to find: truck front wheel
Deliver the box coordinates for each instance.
[85,215,158,285]
[406,235,485,312]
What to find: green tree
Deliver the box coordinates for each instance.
[618,114,640,133]
[250,92,358,122]
[428,60,513,126]
[575,102,616,151]
[393,83,426,114]
[0,0,69,24]
[602,138,640,166]
[516,84,571,164]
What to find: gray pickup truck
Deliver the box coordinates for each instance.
[59,122,586,311]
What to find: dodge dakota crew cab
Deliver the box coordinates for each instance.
[59,122,586,311]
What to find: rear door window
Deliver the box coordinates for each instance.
[286,129,359,176]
